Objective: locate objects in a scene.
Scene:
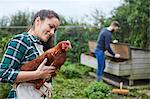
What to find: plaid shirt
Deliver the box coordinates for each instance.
[0,32,42,99]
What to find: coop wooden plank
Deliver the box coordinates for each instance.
[104,67,130,76]
[129,73,150,80]
[80,53,97,69]
[104,66,120,76]
[81,53,131,70]
[119,64,131,70]
[100,61,131,73]
[88,41,130,60]
[80,53,150,77]
[107,61,131,70]
[131,69,150,74]
[106,43,130,59]
[102,76,122,88]
[131,63,150,69]
[131,50,150,59]
[132,58,150,64]
[131,49,150,54]
[127,85,150,90]
[80,53,132,76]
[105,62,131,76]
[132,54,150,59]
[103,73,150,89]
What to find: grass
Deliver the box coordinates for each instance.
[51,63,150,99]
[52,75,94,99]
[0,61,150,99]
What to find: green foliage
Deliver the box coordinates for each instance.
[84,81,111,99]
[0,83,12,99]
[57,27,99,63]
[60,64,82,78]
[112,0,150,48]
[0,34,13,98]
[0,35,13,53]
[52,64,94,99]
[60,61,91,78]
[52,62,150,99]
[0,7,149,98]
[9,11,31,34]
[10,11,31,26]
[0,16,10,26]
[52,76,91,99]
[60,16,80,26]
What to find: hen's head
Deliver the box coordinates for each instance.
[61,40,72,51]
[56,40,71,52]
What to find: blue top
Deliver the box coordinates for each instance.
[94,28,115,56]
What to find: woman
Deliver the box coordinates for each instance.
[0,9,60,99]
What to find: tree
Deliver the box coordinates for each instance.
[10,11,31,26]
[112,0,150,48]
[9,11,32,34]
[0,16,10,26]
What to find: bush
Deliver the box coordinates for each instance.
[0,33,13,53]
[0,83,12,99]
[60,61,91,78]
[57,27,99,63]
[85,81,111,99]
[52,77,89,99]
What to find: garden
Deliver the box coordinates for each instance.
[0,0,150,99]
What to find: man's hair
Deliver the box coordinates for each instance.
[111,21,120,27]
[31,9,60,25]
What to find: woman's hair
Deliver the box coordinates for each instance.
[29,10,60,51]
[31,9,60,25]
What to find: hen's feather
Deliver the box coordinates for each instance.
[20,41,70,89]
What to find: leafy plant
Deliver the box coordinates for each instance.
[0,83,12,99]
[0,33,13,59]
[84,81,111,99]
[60,61,91,78]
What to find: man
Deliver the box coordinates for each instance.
[94,21,120,81]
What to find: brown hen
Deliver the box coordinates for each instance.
[20,40,71,89]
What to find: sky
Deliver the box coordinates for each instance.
[0,0,123,23]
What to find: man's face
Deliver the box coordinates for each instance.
[36,17,60,42]
[112,26,119,33]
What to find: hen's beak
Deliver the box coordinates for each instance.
[67,40,72,49]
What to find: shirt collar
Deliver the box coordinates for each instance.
[23,32,42,45]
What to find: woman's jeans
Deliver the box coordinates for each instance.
[94,49,105,81]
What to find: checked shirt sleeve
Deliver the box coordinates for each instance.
[0,35,29,84]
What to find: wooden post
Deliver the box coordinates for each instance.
[129,79,134,86]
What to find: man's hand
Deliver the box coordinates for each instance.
[112,40,118,43]
[115,54,120,58]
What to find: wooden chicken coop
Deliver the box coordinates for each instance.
[80,41,150,87]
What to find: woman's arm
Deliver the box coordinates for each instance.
[15,58,56,83]
[0,34,56,84]
[0,36,28,84]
